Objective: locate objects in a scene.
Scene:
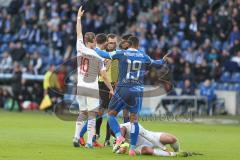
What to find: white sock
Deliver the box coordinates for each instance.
[74,121,85,139]
[74,113,87,139]
[153,149,176,157]
[87,118,96,145]
[170,141,180,152]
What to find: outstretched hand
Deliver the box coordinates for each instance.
[163,52,171,63]
[78,6,85,18]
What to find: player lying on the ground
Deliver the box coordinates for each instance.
[114,122,191,157]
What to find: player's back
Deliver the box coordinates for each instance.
[113,48,151,89]
[76,39,105,94]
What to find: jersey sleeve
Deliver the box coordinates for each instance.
[95,48,111,59]
[151,59,165,66]
[145,54,165,66]
[76,37,86,53]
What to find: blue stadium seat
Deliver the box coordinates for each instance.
[0,43,9,53]
[223,83,230,90]
[211,81,218,89]
[234,84,240,91]
[216,83,222,90]
[231,73,240,83]
[220,72,231,82]
[228,84,235,91]
[217,83,229,90]
[2,34,12,43]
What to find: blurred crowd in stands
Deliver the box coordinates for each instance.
[0,0,239,113]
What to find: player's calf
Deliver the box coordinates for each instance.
[73,111,88,147]
[160,133,179,152]
[86,111,96,147]
[129,113,139,156]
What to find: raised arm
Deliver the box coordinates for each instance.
[151,59,165,66]
[150,53,171,66]
[76,6,84,40]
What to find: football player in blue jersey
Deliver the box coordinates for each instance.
[108,36,170,156]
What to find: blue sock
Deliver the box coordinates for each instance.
[123,117,130,123]
[80,122,87,138]
[130,122,139,150]
[108,115,121,138]
[92,135,96,142]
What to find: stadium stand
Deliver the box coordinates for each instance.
[0,0,239,112]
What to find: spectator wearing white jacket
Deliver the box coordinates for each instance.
[0,52,13,73]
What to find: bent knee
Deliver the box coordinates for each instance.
[161,133,177,144]
[170,136,177,144]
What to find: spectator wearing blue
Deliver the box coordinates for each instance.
[228,25,240,46]
[200,79,217,115]
[155,83,177,115]
[172,79,195,115]
[181,79,195,96]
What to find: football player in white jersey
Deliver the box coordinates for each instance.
[73,6,114,148]
[115,122,191,157]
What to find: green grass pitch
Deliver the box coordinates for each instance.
[0,110,240,160]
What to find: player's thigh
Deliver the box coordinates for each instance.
[160,133,177,145]
[127,93,143,114]
[76,95,87,111]
[108,88,125,113]
[147,132,167,150]
[76,95,98,112]
[86,97,99,112]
